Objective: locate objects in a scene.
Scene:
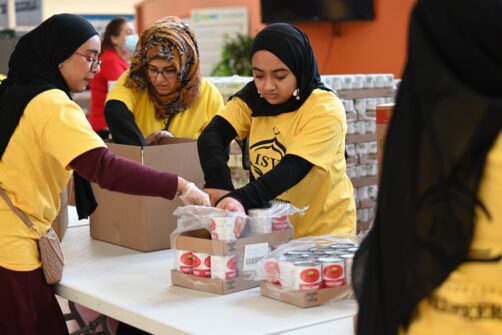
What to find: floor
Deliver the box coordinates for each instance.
[58,207,118,334]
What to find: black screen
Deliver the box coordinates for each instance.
[261,0,375,23]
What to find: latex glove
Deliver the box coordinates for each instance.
[215,197,246,237]
[179,182,210,206]
[145,130,173,146]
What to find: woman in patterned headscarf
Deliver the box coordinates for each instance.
[104,16,224,145]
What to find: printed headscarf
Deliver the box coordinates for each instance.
[125,16,201,119]
[232,23,330,117]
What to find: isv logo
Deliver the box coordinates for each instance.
[249,127,286,177]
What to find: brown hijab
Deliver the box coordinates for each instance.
[125,16,201,119]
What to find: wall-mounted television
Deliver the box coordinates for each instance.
[260,0,375,23]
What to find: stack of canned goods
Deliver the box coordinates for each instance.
[248,206,291,236]
[175,249,237,281]
[210,216,239,240]
[262,241,358,291]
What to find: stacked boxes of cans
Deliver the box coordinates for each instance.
[321,74,396,232]
[170,211,294,295]
[258,238,357,308]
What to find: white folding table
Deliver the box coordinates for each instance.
[55,224,357,335]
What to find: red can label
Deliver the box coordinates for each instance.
[176,250,193,274]
[192,252,211,277]
[293,261,322,291]
[319,257,346,287]
[264,258,280,284]
[211,255,237,280]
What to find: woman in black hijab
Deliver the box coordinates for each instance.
[352,0,502,334]
[0,14,208,335]
[198,23,356,238]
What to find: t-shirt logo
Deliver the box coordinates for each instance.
[249,127,286,177]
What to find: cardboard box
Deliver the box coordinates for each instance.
[67,174,75,206]
[171,270,259,295]
[170,228,294,294]
[90,138,204,252]
[260,282,353,308]
[376,103,395,176]
[53,189,69,241]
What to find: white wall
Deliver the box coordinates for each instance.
[42,0,142,19]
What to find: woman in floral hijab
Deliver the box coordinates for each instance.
[104,16,224,145]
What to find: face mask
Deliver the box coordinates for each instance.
[124,34,139,53]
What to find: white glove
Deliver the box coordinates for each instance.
[179,182,210,206]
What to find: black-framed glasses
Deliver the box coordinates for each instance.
[74,52,102,72]
[146,66,177,80]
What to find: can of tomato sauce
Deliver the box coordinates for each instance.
[293,260,322,291]
[192,252,211,277]
[210,216,237,241]
[264,258,280,285]
[318,257,346,287]
[175,250,193,274]
[271,205,290,231]
[211,255,237,280]
[340,253,354,285]
[278,255,303,290]
[248,208,273,235]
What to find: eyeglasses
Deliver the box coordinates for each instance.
[146,66,177,80]
[74,52,102,72]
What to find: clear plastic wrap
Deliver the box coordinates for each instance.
[252,234,358,306]
[170,205,297,294]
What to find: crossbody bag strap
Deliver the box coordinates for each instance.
[0,183,71,230]
[0,187,34,228]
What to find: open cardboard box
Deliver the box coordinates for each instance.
[260,282,353,308]
[90,138,204,252]
[170,228,294,294]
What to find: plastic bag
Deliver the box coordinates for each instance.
[252,234,358,294]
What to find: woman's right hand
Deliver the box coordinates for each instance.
[177,178,210,206]
[204,188,231,206]
[145,130,173,145]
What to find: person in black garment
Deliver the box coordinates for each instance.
[197,23,356,238]
[352,0,502,334]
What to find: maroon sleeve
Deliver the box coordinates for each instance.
[70,147,178,200]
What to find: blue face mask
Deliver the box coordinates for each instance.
[124,34,139,53]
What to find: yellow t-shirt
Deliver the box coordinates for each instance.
[0,89,105,271]
[220,89,356,238]
[106,71,224,139]
[406,132,502,335]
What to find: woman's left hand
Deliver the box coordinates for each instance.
[215,196,245,213]
[215,197,246,237]
[145,130,174,145]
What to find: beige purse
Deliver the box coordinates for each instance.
[0,188,65,285]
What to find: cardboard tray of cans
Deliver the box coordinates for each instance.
[260,282,353,308]
[170,227,294,295]
[171,270,258,295]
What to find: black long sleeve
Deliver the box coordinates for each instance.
[197,115,237,190]
[104,100,146,146]
[226,154,313,210]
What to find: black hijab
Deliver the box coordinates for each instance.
[352,1,502,334]
[232,23,330,116]
[0,14,98,219]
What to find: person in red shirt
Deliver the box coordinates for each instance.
[89,17,137,139]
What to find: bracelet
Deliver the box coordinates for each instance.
[214,194,230,207]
